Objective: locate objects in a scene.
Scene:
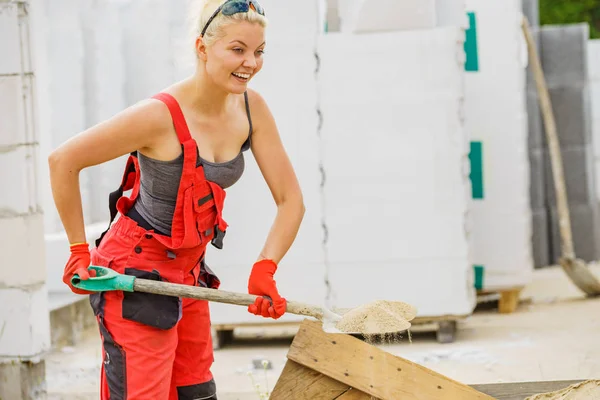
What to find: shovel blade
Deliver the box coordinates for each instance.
[560,257,600,296]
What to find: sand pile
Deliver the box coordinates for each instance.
[526,380,600,400]
[334,300,417,335]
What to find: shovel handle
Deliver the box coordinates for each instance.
[133,279,325,319]
[72,266,325,320]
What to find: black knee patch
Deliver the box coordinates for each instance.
[177,378,217,399]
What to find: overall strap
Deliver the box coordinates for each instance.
[151,92,200,181]
[151,93,202,249]
[152,93,192,143]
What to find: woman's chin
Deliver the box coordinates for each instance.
[225,84,249,95]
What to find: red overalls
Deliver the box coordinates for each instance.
[89,93,228,399]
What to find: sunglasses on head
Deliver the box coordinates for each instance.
[201,0,265,37]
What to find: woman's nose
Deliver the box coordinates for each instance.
[243,55,257,68]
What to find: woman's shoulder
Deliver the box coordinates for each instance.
[245,88,274,122]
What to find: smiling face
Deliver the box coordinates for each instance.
[197,20,266,94]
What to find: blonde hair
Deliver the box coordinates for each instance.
[188,0,268,49]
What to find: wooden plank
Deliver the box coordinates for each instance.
[471,380,586,400]
[269,359,351,399]
[287,319,494,400]
[335,388,375,399]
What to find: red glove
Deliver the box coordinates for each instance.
[62,243,95,295]
[247,259,287,319]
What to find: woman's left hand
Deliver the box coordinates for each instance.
[247,259,287,319]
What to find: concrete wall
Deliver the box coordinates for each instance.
[521,0,551,270]
[539,24,600,264]
[589,40,600,205]
[0,0,51,396]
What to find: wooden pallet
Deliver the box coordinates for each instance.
[270,319,493,399]
[477,286,524,314]
[211,314,467,349]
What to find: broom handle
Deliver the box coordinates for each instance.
[133,278,325,320]
[521,16,575,260]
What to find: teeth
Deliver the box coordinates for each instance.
[232,72,250,79]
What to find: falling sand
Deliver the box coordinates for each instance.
[526,380,600,400]
[334,300,417,336]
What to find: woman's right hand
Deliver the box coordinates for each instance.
[62,242,95,295]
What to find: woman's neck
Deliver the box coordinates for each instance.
[180,68,233,117]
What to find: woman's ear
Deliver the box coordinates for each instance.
[196,36,208,61]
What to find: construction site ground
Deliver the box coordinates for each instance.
[46,264,600,400]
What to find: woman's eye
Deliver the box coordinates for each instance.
[233,48,243,53]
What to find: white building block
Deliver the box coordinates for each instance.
[0,75,35,148]
[435,0,468,28]
[0,145,40,215]
[464,0,532,289]
[79,0,129,224]
[338,0,437,33]
[0,1,32,75]
[27,0,60,235]
[37,0,92,229]
[0,286,50,359]
[328,258,475,317]
[317,27,474,317]
[0,214,46,287]
[120,0,174,104]
[0,2,21,75]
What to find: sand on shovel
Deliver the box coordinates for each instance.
[333,300,417,335]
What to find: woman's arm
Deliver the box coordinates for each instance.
[247,89,305,264]
[48,99,171,244]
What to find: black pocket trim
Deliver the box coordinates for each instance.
[197,193,213,207]
[98,315,127,400]
[177,378,217,399]
[122,268,181,330]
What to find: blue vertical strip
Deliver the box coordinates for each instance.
[469,141,484,199]
[465,12,479,72]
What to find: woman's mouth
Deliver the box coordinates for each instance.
[232,72,250,82]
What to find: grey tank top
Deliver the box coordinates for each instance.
[130,92,253,236]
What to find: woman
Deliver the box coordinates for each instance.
[48,0,305,398]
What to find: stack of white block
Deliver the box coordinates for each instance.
[38,0,129,295]
[589,40,600,201]
[205,0,326,325]
[318,27,474,317]
[0,1,51,359]
[463,0,533,289]
[41,0,191,296]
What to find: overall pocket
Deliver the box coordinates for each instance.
[198,260,221,290]
[121,268,181,330]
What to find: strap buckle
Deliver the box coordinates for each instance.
[211,225,226,249]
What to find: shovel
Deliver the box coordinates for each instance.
[72,266,416,335]
[521,16,600,296]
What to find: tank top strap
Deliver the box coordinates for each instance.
[152,92,193,144]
